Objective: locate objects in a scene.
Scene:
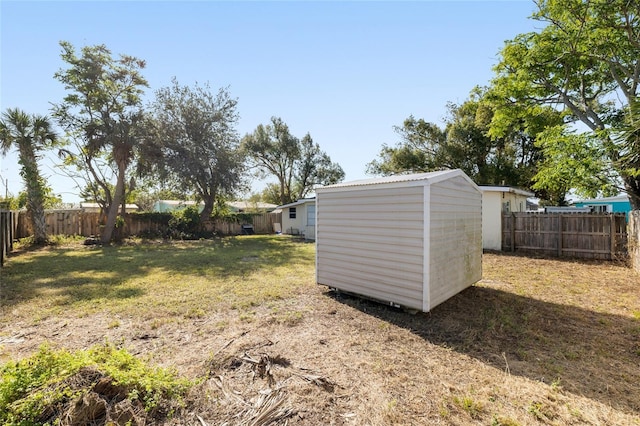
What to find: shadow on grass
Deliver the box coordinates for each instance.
[0,236,311,309]
[327,285,640,415]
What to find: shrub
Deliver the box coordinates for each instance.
[167,206,202,239]
[0,343,193,425]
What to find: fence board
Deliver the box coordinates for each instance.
[502,212,627,260]
[0,210,17,266]
[1,211,8,266]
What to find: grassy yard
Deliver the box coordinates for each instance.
[0,235,639,425]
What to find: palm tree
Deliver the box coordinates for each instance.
[617,100,640,210]
[0,108,57,245]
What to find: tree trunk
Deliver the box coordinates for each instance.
[27,197,47,245]
[101,162,126,243]
[19,144,48,245]
[200,197,214,224]
[279,176,287,205]
[624,177,640,210]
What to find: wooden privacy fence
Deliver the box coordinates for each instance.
[502,212,627,260]
[629,211,640,272]
[14,210,281,239]
[16,209,99,238]
[207,212,281,235]
[1,210,18,266]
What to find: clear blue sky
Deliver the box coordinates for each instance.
[1,0,538,203]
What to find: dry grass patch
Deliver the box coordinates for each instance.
[1,238,639,425]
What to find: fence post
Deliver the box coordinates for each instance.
[510,213,516,252]
[1,211,6,267]
[9,211,14,251]
[557,215,563,257]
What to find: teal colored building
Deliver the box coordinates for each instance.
[573,195,632,216]
[152,200,204,213]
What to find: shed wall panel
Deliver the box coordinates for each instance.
[320,251,423,282]
[428,176,482,309]
[316,185,425,310]
[320,242,422,260]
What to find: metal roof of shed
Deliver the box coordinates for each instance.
[317,169,479,192]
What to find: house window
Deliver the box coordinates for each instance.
[590,205,611,213]
[289,207,297,219]
[307,204,316,226]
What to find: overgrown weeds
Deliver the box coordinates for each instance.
[0,343,192,425]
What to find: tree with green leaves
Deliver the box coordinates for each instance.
[483,85,569,203]
[292,133,345,201]
[53,41,148,243]
[492,0,640,208]
[616,100,640,183]
[139,79,246,222]
[531,126,615,205]
[242,117,344,205]
[367,92,550,194]
[12,186,63,211]
[366,116,448,176]
[0,108,58,244]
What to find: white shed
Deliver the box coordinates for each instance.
[316,169,482,312]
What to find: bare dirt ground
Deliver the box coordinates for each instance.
[1,251,639,425]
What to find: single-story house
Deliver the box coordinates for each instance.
[153,200,278,214]
[275,198,316,240]
[573,195,631,216]
[544,206,591,213]
[80,202,139,213]
[479,186,534,251]
[152,200,204,213]
[228,201,278,213]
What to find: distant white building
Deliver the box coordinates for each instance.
[80,202,139,213]
[227,201,278,213]
[274,198,316,239]
[479,186,534,251]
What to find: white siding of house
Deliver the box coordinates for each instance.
[502,192,527,214]
[482,191,503,251]
[316,185,425,310]
[305,204,316,240]
[282,206,305,235]
[428,176,482,309]
[280,201,317,238]
[481,190,530,251]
